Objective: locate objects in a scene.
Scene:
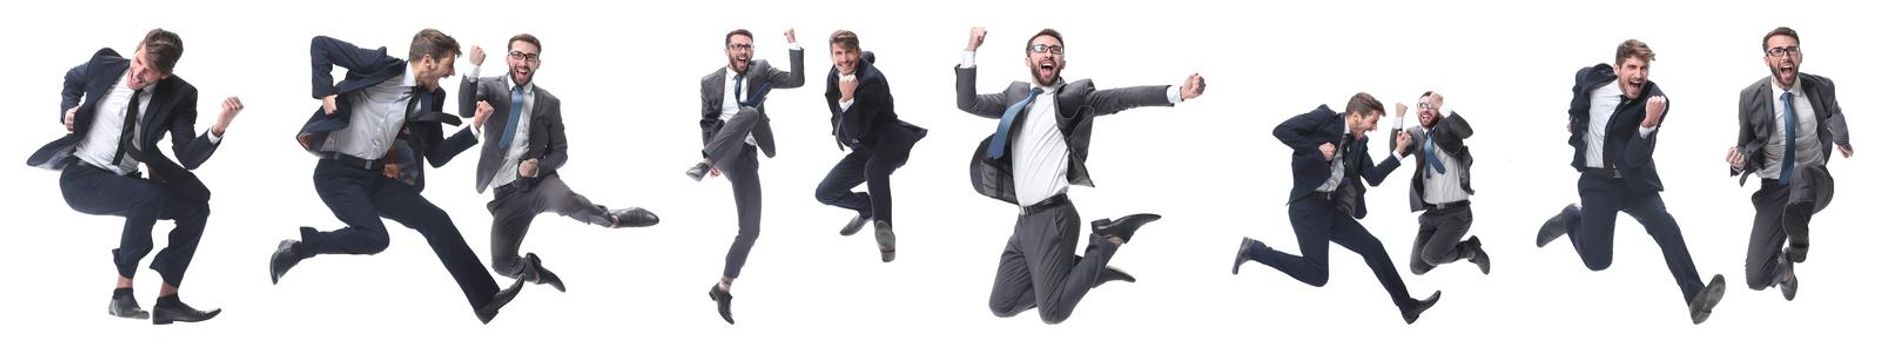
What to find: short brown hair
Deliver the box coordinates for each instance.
[829,30,860,51]
[1614,39,1655,66]
[408,28,461,62]
[140,28,183,75]
[1346,92,1384,117]
[1762,27,1799,52]
[1028,29,1063,52]
[508,33,541,53]
[725,29,752,46]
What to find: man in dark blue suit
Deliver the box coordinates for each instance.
[1231,93,1443,324]
[1535,39,1727,325]
[816,30,926,263]
[269,29,529,324]
[27,29,242,325]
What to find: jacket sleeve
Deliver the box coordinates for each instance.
[955,66,1008,119]
[310,36,395,100]
[61,62,89,124]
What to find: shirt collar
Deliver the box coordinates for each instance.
[1771,75,1803,97]
[507,74,534,94]
[401,64,419,89]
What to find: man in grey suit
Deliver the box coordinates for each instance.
[959,27,1205,324]
[438,34,662,294]
[694,28,805,325]
[1724,27,1854,301]
[1382,92,1490,276]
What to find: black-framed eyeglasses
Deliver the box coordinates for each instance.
[1767,46,1801,58]
[1029,44,1064,55]
[1417,102,1436,110]
[508,51,541,63]
[727,43,755,51]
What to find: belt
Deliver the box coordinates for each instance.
[1423,200,1471,211]
[320,152,386,170]
[1310,190,1339,201]
[75,159,142,178]
[1584,167,1624,179]
[1020,193,1071,216]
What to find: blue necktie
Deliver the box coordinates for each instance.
[1423,134,1446,174]
[986,88,1043,160]
[733,74,745,105]
[499,85,523,149]
[1778,91,1796,185]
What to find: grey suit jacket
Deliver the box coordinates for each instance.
[699,48,805,158]
[439,75,568,194]
[1732,73,1852,185]
[955,65,1174,205]
[1382,113,1475,212]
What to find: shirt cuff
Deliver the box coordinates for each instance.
[789,43,803,51]
[468,65,480,79]
[839,98,855,112]
[1639,126,1658,138]
[1165,85,1182,104]
[471,123,483,137]
[206,130,222,144]
[960,51,976,69]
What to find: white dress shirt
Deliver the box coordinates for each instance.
[469,66,535,188]
[961,51,1183,206]
[1582,81,1658,169]
[1760,77,1823,178]
[322,65,417,160]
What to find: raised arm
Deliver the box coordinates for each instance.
[955,27,1009,118]
[759,29,805,90]
[309,36,398,99]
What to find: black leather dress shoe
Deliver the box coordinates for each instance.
[708,285,735,325]
[153,301,221,325]
[875,220,896,263]
[1233,238,1267,275]
[1537,205,1579,247]
[1096,267,1136,288]
[839,214,868,236]
[270,238,306,285]
[523,253,566,293]
[609,207,660,228]
[1092,213,1162,244]
[1464,236,1491,275]
[685,162,711,182]
[1688,274,1727,325]
[1778,249,1798,301]
[476,278,526,324]
[1401,291,1442,325]
[108,293,149,320]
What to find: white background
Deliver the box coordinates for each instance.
[2,0,1871,348]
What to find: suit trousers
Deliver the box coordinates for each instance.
[299,158,500,310]
[485,173,613,279]
[60,161,209,287]
[1561,172,1705,303]
[814,134,916,224]
[986,197,1121,324]
[1745,166,1833,289]
[1246,195,1418,312]
[720,146,763,279]
[1408,205,1475,275]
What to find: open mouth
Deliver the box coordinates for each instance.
[1778,64,1795,77]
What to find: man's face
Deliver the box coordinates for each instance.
[415,54,456,91]
[1350,111,1381,135]
[725,34,753,74]
[508,40,541,86]
[832,44,860,75]
[1418,94,1444,127]
[1614,56,1651,99]
[1764,35,1802,89]
[1026,35,1064,86]
[126,46,168,90]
